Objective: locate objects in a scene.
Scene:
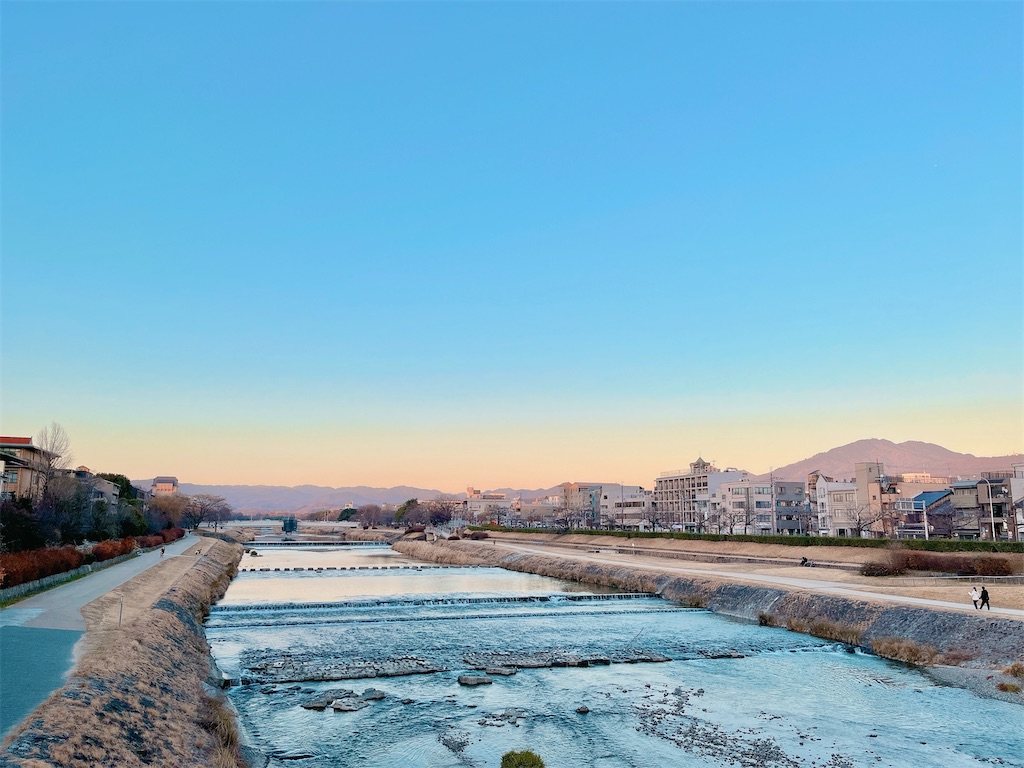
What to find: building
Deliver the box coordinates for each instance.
[465,487,515,523]
[596,485,654,529]
[1011,464,1024,540]
[855,462,950,538]
[712,476,808,535]
[151,476,179,496]
[773,480,809,535]
[0,436,52,504]
[559,482,604,528]
[894,490,954,539]
[73,466,120,509]
[712,476,774,534]
[654,459,745,532]
[814,478,859,537]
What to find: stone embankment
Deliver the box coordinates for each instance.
[393,539,1024,700]
[0,538,245,768]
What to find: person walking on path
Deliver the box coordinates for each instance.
[970,587,980,609]
[979,586,991,610]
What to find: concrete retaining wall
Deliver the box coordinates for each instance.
[393,540,1024,670]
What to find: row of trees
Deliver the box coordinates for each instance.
[0,423,232,553]
[340,495,465,529]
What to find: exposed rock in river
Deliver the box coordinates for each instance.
[464,649,670,670]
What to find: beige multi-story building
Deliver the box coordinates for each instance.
[559,482,605,527]
[654,459,745,532]
[151,476,179,496]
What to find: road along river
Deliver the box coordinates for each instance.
[207,544,1024,768]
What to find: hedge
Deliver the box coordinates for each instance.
[468,526,1024,554]
[0,527,186,589]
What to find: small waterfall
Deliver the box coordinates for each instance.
[210,592,659,613]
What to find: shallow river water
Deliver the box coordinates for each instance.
[207,545,1024,768]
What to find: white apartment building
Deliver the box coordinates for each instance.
[654,459,745,532]
[596,485,653,529]
[465,487,515,522]
[815,479,859,537]
[713,477,774,534]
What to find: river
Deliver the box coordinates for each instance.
[206,544,1024,768]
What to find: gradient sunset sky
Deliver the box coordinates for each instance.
[3,2,1021,492]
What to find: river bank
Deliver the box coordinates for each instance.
[0,537,244,767]
[392,538,1024,703]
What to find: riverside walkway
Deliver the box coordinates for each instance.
[0,533,201,737]
[494,541,1024,620]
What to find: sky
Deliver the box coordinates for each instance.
[2,1,1021,492]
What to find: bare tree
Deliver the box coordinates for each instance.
[148,493,187,529]
[36,422,72,505]
[847,504,886,539]
[182,494,231,530]
[427,494,463,526]
[357,504,383,527]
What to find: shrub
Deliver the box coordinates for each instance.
[91,537,138,563]
[758,612,777,627]
[970,557,1015,577]
[0,545,86,588]
[861,561,902,577]
[160,527,185,543]
[808,619,863,646]
[871,637,937,666]
[501,751,545,768]
[883,551,1018,576]
[1004,662,1024,679]
[996,682,1021,693]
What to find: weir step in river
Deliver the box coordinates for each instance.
[248,541,392,547]
[238,564,486,571]
[210,592,659,613]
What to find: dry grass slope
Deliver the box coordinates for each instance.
[0,538,244,768]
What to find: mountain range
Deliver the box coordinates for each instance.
[135,438,1022,514]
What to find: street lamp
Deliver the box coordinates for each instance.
[979,477,998,541]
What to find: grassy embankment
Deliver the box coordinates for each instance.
[0,537,245,768]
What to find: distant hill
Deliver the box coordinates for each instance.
[130,481,562,515]
[135,439,1022,512]
[761,439,1023,482]
[130,482,452,515]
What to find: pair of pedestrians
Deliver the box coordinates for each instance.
[969,586,990,610]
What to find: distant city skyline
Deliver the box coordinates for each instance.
[3,2,1020,491]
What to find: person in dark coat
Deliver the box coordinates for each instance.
[979,586,991,610]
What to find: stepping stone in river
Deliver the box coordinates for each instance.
[458,675,493,686]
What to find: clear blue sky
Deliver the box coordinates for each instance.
[3,1,1021,490]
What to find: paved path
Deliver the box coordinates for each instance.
[0,533,200,737]
[495,541,1024,619]
[0,533,199,631]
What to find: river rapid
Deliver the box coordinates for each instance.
[206,544,1023,768]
